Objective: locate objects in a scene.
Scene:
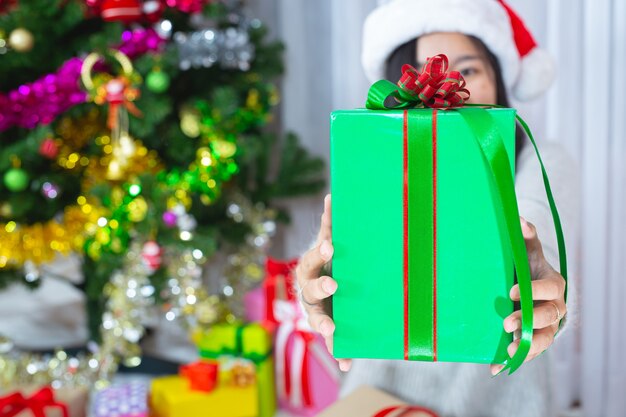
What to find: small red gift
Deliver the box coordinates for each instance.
[179,360,219,393]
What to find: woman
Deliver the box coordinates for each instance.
[295,0,580,416]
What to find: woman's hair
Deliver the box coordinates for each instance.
[384,35,526,161]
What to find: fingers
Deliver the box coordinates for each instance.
[491,324,558,375]
[503,300,567,332]
[520,217,542,252]
[296,239,333,284]
[509,272,565,301]
[307,309,352,372]
[506,325,558,363]
[301,275,337,305]
[338,359,353,372]
[317,194,332,245]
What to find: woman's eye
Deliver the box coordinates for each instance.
[460,67,478,77]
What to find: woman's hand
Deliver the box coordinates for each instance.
[490,217,567,375]
[294,194,352,372]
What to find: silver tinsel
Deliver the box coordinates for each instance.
[175,27,254,71]
[174,4,259,71]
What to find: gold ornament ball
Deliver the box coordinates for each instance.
[8,28,34,52]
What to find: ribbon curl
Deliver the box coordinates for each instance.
[367,54,470,110]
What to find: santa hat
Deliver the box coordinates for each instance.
[362,0,555,101]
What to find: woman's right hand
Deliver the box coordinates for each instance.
[294,194,352,372]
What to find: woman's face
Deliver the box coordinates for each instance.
[416,32,497,105]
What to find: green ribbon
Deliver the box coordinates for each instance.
[407,110,435,361]
[457,108,531,373]
[198,324,272,365]
[366,80,421,110]
[367,80,567,373]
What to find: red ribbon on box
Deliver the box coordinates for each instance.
[179,360,219,392]
[263,257,298,324]
[373,404,439,417]
[274,300,340,410]
[0,387,69,417]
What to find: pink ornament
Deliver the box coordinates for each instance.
[162,211,177,227]
[39,138,59,159]
[142,240,163,272]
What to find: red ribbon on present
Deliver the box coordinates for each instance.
[0,387,69,417]
[179,360,219,392]
[373,405,439,417]
[283,329,316,408]
[397,55,470,109]
[263,257,298,324]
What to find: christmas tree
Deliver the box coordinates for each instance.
[0,0,324,384]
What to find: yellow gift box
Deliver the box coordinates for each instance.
[150,374,258,417]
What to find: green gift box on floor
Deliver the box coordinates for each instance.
[331,107,517,366]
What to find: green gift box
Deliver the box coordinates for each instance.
[331,107,516,365]
[194,323,276,417]
[330,56,567,373]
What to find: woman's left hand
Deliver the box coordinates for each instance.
[490,217,567,375]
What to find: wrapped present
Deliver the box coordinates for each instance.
[92,381,148,417]
[274,300,339,416]
[244,257,298,327]
[317,386,438,417]
[150,374,257,417]
[243,286,264,323]
[331,55,567,373]
[0,386,87,417]
[263,257,298,325]
[195,323,275,417]
[179,361,219,392]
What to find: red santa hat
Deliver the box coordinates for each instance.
[362,0,555,101]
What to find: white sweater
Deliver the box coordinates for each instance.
[340,141,581,417]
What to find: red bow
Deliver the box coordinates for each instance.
[263,257,299,324]
[397,54,470,109]
[0,387,69,417]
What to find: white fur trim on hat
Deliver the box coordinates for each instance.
[362,0,548,101]
[514,47,556,101]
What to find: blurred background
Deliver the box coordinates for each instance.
[0,1,624,417]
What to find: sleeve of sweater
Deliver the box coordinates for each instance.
[514,141,582,334]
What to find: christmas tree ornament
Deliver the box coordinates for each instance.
[165,0,207,13]
[100,0,142,23]
[39,138,60,159]
[179,106,201,138]
[162,210,178,227]
[0,31,7,55]
[8,27,34,52]
[141,240,162,273]
[146,69,170,93]
[141,0,164,23]
[3,168,29,192]
[82,50,143,181]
